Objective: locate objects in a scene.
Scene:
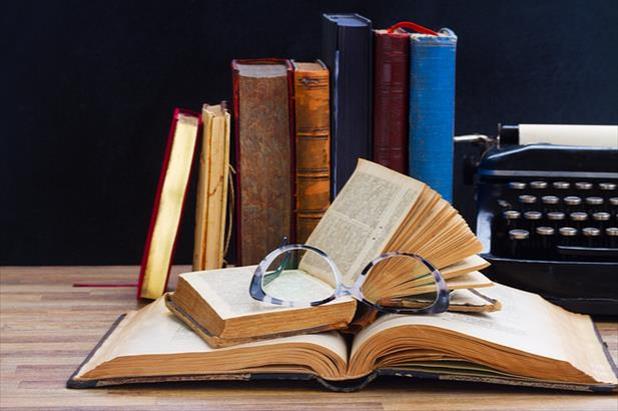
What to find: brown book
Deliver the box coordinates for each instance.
[232,59,295,265]
[69,285,618,391]
[292,61,331,243]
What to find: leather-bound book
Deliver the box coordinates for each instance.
[321,14,372,197]
[232,59,295,265]
[292,60,331,243]
[372,29,409,173]
[137,109,201,300]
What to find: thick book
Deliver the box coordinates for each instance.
[372,28,409,173]
[292,60,331,243]
[232,59,295,265]
[137,109,201,300]
[408,29,457,202]
[67,285,618,392]
[167,160,498,346]
[193,103,231,271]
[321,14,372,197]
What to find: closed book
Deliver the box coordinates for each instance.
[137,109,201,300]
[232,59,295,265]
[372,29,409,173]
[292,60,331,243]
[408,29,457,202]
[321,14,372,197]
[193,103,231,271]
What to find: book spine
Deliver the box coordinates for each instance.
[293,62,331,243]
[372,31,409,174]
[232,59,295,265]
[322,14,373,198]
[408,29,457,202]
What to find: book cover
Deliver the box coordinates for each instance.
[372,29,409,173]
[232,59,296,265]
[292,60,331,243]
[321,14,372,197]
[408,29,457,202]
[137,109,201,300]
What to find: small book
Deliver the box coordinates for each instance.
[192,103,231,271]
[67,284,618,392]
[167,159,496,346]
[137,109,201,300]
[373,24,416,174]
[292,60,331,243]
[321,14,372,197]
[232,59,295,265]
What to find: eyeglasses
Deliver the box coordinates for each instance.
[249,242,449,314]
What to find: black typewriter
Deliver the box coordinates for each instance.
[476,143,618,315]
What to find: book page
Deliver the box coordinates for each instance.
[352,284,617,384]
[81,297,349,377]
[182,266,352,319]
[301,159,424,285]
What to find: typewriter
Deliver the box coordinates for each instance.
[474,126,618,315]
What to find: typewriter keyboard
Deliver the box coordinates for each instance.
[489,180,618,261]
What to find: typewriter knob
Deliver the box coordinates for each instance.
[575,182,593,190]
[530,181,547,189]
[599,182,617,191]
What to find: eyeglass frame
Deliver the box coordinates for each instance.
[249,243,449,314]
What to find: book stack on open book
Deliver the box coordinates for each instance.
[68,160,618,392]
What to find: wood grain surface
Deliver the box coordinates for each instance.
[1,266,617,410]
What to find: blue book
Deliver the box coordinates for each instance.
[408,29,457,202]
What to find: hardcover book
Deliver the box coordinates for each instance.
[137,109,201,300]
[321,14,372,197]
[67,285,618,392]
[408,29,457,202]
[372,28,409,173]
[292,60,331,243]
[193,103,231,271]
[232,59,295,265]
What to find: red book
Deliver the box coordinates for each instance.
[232,59,296,265]
[137,109,201,300]
[372,29,410,173]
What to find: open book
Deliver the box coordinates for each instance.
[67,284,617,392]
[168,159,498,345]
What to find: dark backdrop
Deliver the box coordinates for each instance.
[2,0,617,265]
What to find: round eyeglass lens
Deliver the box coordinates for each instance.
[360,253,444,312]
[260,246,338,304]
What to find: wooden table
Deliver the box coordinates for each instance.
[1,266,617,410]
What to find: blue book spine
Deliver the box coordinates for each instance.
[408,29,457,202]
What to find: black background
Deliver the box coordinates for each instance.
[2,0,617,265]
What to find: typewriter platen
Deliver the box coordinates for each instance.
[476,142,618,315]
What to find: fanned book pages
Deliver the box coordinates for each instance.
[137,109,201,300]
[193,103,231,271]
[167,159,498,346]
[68,285,618,392]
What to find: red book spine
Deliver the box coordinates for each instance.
[372,30,410,174]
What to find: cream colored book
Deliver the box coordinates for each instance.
[193,103,231,271]
[68,285,617,392]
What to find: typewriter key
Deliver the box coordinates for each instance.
[508,182,526,190]
[593,212,610,221]
[553,181,570,190]
[609,197,618,206]
[586,196,603,205]
[518,194,536,203]
[575,182,593,190]
[564,196,582,206]
[606,227,618,248]
[542,195,559,204]
[559,226,578,246]
[524,211,542,220]
[508,229,529,257]
[536,226,555,254]
[582,227,601,247]
[570,212,588,221]
[530,181,547,189]
[599,182,617,191]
